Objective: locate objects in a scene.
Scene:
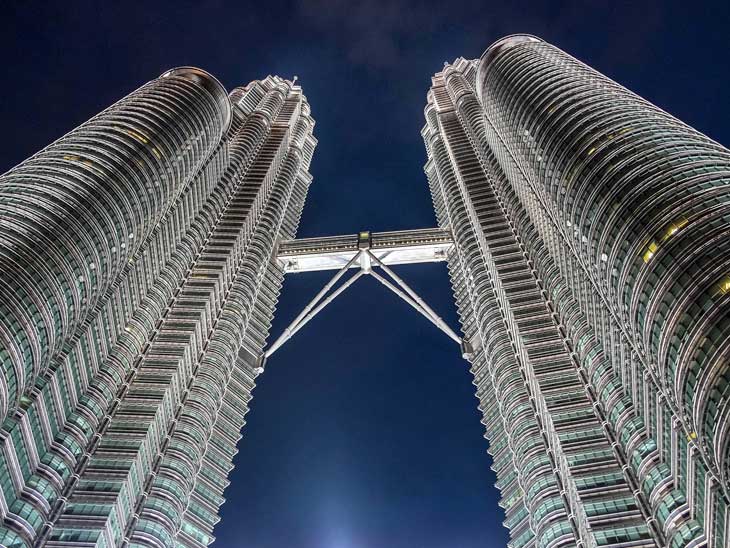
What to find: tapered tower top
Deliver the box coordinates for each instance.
[476,34,542,98]
[480,34,543,68]
[161,66,232,131]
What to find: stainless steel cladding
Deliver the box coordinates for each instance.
[0,70,316,548]
[424,36,730,548]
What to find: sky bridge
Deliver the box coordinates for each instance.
[263,227,470,363]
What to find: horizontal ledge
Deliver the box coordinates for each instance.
[278,228,453,273]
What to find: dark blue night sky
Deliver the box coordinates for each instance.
[2,2,729,547]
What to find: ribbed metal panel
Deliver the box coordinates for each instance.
[0,68,230,424]
[0,70,316,548]
[424,36,730,548]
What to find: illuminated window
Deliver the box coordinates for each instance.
[642,241,658,263]
[661,217,688,242]
[715,276,730,297]
[641,217,689,263]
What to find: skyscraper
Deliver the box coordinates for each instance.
[0,68,316,547]
[423,35,730,547]
[1,32,729,548]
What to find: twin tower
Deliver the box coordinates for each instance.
[0,35,728,548]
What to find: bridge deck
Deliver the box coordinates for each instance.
[277,228,453,273]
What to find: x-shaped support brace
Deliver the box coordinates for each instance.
[262,247,472,365]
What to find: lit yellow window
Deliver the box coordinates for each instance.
[642,241,658,263]
[641,217,689,264]
[715,276,730,297]
[661,217,688,242]
[120,127,150,144]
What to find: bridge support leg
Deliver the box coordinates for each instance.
[263,246,468,362]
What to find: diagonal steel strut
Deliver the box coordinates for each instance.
[265,251,363,358]
[264,245,465,360]
[365,250,462,344]
[368,270,462,345]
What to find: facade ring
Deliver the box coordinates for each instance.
[160,67,232,132]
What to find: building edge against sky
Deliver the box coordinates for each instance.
[0,67,316,546]
[424,35,730,547]
[0,31,728,548]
